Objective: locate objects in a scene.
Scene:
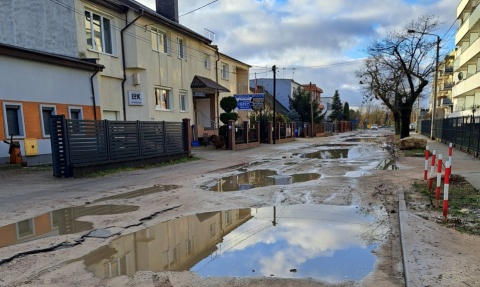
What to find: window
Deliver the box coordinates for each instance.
[179,92,187,112]
[225,210,232,226]
[204,53,211,69]
[210,223,216,237]
[68,107,83,120]
[40,105,56,137]
[177,37,186,59]
[151,28,169,54]
[155,88,172,110]
[3,103,25,137]
[221,63,229,80]
[185,239,193,257]
[16,219,34,238]
[85,11,113,54]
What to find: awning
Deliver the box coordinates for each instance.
[191,75,230,94]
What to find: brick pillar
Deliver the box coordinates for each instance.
[182,118,192,157]
[268,121,273,144]
[257,122,261,142]
[244,121,248,143]
[228,120,235,150]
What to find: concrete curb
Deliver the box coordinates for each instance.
[398,189,413,287]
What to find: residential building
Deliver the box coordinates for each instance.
[432,52,455,119]
[0,0,250,165]
[302,83,324,114]
[452,0,480,117]
[249,78,302,111]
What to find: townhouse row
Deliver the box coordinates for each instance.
[0,0,250,165]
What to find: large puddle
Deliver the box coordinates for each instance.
[208,170,320,192]
[300,149,350,159]
[0,205,139,248]
[82,204,386,283]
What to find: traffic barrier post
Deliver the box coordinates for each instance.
[424,145,430,180]
[443,160,451,223]
[435,154,442,209]
[428,150,436,191]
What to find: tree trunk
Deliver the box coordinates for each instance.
[400,108,412,139]
[393,112,401,135]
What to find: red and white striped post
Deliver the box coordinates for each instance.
[435,154,443,209]
[428,150,436,191]
[443,160,451,223]
[448,143,453,167]
[424,145,430,180]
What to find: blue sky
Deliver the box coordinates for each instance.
[137,0,457,108]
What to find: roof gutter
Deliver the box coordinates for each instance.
[121,9,143,121]
[90,69,101,120]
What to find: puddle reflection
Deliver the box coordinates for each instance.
[0,205,139,248]
[300,149,349,159]
[375,159,398,170]
[209,170,320,192]
[82,204,383,283]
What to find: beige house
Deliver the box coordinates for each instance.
[75,0,250,139]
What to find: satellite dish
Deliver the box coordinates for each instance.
[458,72,464,81]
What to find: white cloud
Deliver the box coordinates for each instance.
[136,0,457,108]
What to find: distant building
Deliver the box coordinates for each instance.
[249,78,302,111]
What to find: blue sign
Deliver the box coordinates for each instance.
[234,94,264,111]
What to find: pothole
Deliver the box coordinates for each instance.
[81,204,387,283]
[208,170,320,192]
[0,205,139,248]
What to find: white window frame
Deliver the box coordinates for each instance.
[155,87,173,111]
[204,53,211,69]
[151,27,169,54]
[179,91,187,112]
[85,10,114,55]
[16,218,35,239]
[68,106,83,120]
[221,63,229,80]
[2,102,26,138]
[177,37,186,59]
[40,104,57,138]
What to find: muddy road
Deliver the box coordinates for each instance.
[0,130,407,286]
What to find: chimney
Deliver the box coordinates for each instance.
[155,0,179,23]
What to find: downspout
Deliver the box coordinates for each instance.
[121,9,143,121]
[90,69,100,120]
[215,45,220,129]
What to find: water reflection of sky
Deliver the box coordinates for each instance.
[192,204,378,283]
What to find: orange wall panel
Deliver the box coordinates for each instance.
[0,224,17,248]
[34,213,53,235]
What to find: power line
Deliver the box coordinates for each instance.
[179,0,218,17]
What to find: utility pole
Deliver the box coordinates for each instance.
[272,65,276,144]
[310,82,314,138]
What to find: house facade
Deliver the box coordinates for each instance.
[452,0,480,117]
[0,0,104,165]
[249,78,302,112]
[0,0,250,165]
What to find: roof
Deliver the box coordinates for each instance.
[0,43,104,72]
[113,0,213,45]
[191,75,230,93]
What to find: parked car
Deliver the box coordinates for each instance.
[370,124,378,130]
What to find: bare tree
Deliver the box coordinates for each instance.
[357,15,440,138]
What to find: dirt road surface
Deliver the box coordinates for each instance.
[0,130,479,287]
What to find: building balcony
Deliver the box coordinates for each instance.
[452,70,480,97]
[456,3,480,45]
[457,0,469,18]
[441,82,454,91]
[454,37,480,69]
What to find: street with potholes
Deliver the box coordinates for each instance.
[0,129,479,287]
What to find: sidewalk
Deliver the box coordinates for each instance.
[399,133,480,287]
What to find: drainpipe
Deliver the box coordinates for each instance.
[121,9,143,121]
[215,45,220,129]
[90,69,100,120]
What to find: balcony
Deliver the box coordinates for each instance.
[444,66,454,74]
[441,82,454,91]
[440,97,453,107]
[457,0,469,18]
[452,70,480,97]
[456,3,480,45]
[454,37,480,69]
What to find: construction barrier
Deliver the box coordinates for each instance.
[443,160,451,223]
[424,145,430,180]
[435,154,442,209]
[428,150,436,191]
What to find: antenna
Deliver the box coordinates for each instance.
[204,28,215,42]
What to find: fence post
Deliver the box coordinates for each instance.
[136,120,141,157]
[257,122,261,143]
[435,154,443,209]
[228,120,235,150]
[183,118,192,157]
[244,121,248,143]
[105,119,111,161]
[268,121,273,144]
[163,121,167,154]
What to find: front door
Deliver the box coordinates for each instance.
[196,99,212,128]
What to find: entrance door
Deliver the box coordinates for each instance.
[196,99,212,128]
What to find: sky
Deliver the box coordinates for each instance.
[136,0,458,109]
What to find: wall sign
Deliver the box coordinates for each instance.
[128,91,143,106]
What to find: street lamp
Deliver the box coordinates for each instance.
[407,29,440,140]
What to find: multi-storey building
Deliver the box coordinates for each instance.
[435,52,455,119]
[452,0,480,117]
[0,0,250,165]
[248,78,302,112]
